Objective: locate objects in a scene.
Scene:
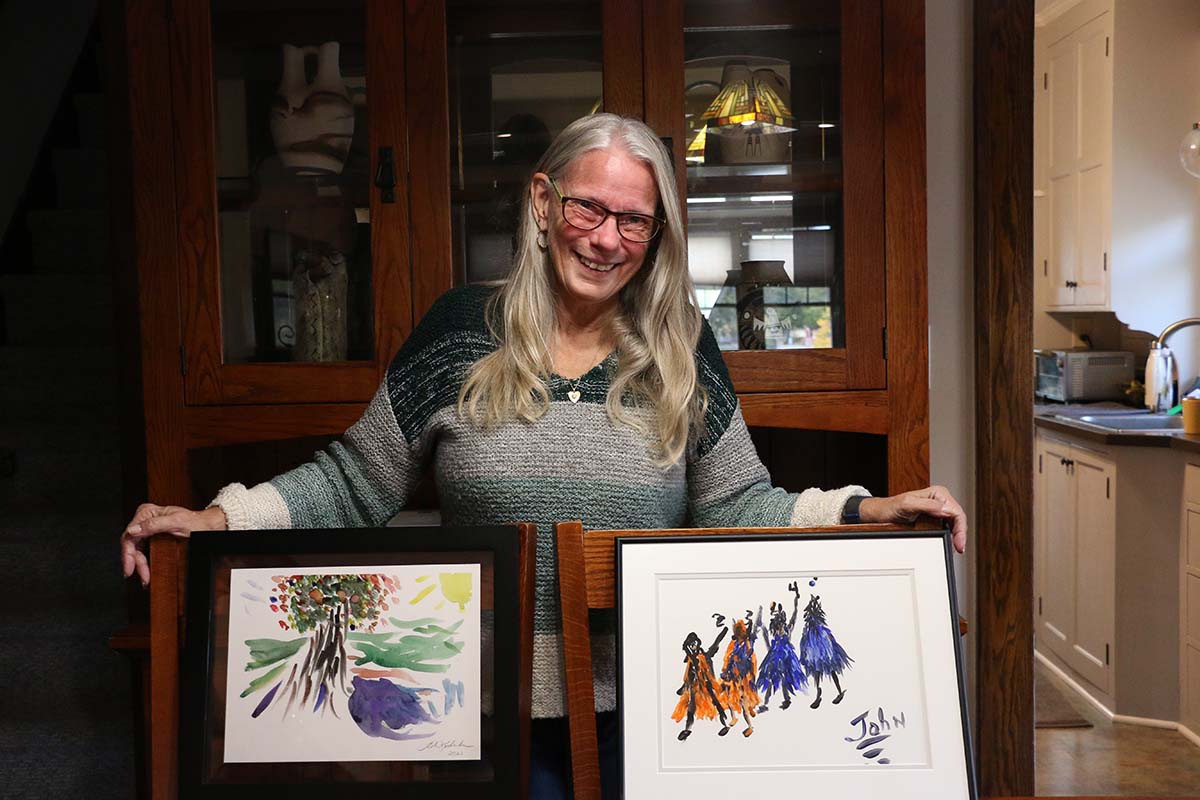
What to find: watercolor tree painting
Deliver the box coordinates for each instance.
[224,564,481,764]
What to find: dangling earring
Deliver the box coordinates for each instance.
[536,228,548,250]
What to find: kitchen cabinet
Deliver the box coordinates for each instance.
[1033,419,1186,721]
[1036,432,1116,694]
[1036,0,1200,339]
[1181,463,1200,736]
[109,0,930,512]
[1043,7,1110,310]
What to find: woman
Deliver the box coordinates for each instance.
[120,113,966,797]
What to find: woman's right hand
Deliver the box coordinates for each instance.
[120,504,227,586]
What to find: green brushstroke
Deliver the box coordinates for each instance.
[244,637,306,670]
[410,584,436,605]
[351,618,465,672]
[439,572,473,611]
[240,662,287,697]
[388,617,439,628]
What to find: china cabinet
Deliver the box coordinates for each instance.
[110,0,928,516]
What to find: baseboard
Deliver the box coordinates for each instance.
[1180,724,1200,749]
[1035,648,1200,750]
[1034,649,1114,720]
[1112,713,1178,730]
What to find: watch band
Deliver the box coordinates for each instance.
[841,494,866,524]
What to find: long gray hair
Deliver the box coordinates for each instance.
[458,113,705,466]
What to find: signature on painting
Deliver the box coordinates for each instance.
[845,706,907,765]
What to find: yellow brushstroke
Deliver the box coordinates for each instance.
[439,572,474,611]
[410,583,436,604]
[435,600,445,610]
[416,575,430,582]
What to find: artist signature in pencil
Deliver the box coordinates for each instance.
[418,738,470,754]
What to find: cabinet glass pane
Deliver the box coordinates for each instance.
[684,0,844,351]
[448,0,603,284]
[212,1,373,364]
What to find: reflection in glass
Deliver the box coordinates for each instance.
[448,1,603,284]
[212,1,373,364]
[684,2,844,351]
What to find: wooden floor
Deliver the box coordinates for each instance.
[1035,660,1200,796]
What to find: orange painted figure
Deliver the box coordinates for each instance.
[671,623,731,740]
[720,614,761,737]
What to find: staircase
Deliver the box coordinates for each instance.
[0,20,135,799]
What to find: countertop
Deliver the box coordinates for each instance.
[1034,403,1200,454]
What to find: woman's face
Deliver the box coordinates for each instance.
[531,147,659,320]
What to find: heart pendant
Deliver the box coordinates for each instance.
[567,390,581,403]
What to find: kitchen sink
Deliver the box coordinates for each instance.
[1073,414,1184,432]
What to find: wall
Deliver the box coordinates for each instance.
[926,0,976,687]
[1110,0,1200,390]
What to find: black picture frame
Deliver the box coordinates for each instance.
[615,528,976,800]
[180,525,524,799]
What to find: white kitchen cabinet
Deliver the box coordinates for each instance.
[1036,432,1116,695]
[1044,6,1111,310]
[1181,464,1200,736]
[1036,0,1200,348]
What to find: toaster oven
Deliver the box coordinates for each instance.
[1034,349,1134,402]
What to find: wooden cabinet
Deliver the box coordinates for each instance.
[1181,463,1200,735]
[109,0,929,510]
[1035,433,1115,694]
[1043,4,1111,310]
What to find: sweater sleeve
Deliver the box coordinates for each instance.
[686,321,869,528]
[210,286,494,530]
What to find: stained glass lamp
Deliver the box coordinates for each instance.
[700,61,796,134]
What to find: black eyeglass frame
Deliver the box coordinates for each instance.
[546,176,666,243]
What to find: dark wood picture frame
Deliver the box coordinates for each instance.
[615,529,976,799]
[179,525,533,799]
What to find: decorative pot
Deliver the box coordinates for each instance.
[735,260,791,350]
[270,42,355,175]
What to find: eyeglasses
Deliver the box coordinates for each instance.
[547,176,665,243]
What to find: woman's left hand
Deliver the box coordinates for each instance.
[859,486,967,554]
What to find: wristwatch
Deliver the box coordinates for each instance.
[841,494,866,524]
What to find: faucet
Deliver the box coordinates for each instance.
[1146,317,1200,412]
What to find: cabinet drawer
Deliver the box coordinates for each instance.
[1187,464,1200,506]
[1189,575,1200,643]
[1190,510,1200,569]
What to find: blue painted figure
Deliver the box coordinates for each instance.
[755,581,807,712]
[798,593,853,708]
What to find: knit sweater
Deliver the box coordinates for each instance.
[212,285,868,718]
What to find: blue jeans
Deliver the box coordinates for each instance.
[530,710,619,799]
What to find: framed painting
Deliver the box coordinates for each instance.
[180,525,529,799]
[616,530,975,799]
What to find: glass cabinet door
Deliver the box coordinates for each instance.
[677,0,885,392]
[446,0,604,286]
[174,0,410,405]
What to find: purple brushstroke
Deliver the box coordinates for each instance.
[348,677,437,741]
[252,682,281,718]
[314,683,326,713]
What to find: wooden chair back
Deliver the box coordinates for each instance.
[145,524,538,799]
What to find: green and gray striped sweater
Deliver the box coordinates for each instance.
[212,285,867,718]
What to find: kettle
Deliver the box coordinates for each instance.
[1145,341,1178,412]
